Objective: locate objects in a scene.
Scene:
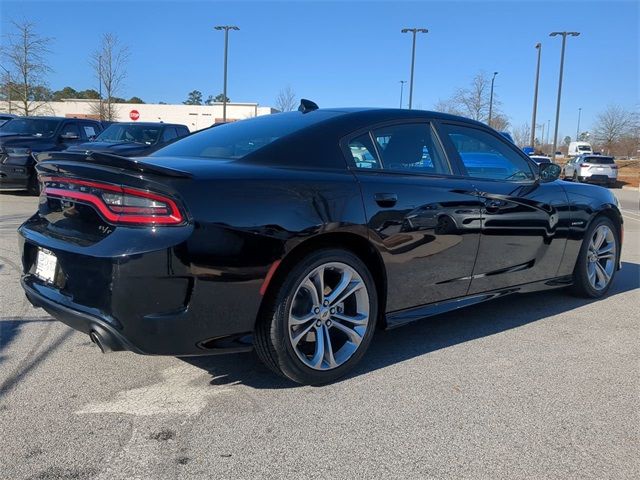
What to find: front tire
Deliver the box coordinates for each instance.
[571,216,619,298]
[255,249,378,385]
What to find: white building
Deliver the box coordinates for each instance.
[0,99,278,131]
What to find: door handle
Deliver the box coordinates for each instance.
[374,193,398,208]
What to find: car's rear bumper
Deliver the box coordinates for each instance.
[19,222,261,356]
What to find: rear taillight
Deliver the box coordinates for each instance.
[42,177,184,225]
[580,163,590,167]
[610,165,618,169]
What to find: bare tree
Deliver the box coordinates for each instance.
[433,98,462,116]
[90,33,130,121]
[275,86,297,112]
[436,72,508,129]
[592,105,637,154]
[1,20,53,116]
[512,123,532,147]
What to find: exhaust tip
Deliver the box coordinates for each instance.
[89,331,106,353]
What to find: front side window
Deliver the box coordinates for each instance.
[372,123,450,175]
[61,122,80,137]
[161,127,178,142]
[443,124,534,181]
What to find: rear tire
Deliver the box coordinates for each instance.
[570,216,619,298]
[254,249,378,385]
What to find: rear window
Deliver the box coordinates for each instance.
[584,156,614,164]
[578,145,592,151]
[152,111,340,159]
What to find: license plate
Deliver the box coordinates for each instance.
[597,167,604,171]
[35,248,57,283]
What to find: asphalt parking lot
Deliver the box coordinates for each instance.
[1,187,638,480]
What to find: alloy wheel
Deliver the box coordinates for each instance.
[586,224,616,290]
[287,262,370,371]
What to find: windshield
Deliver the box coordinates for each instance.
[584,156,614,164]
[152,111,340,159]
[0,118,60,136]
[96,124,162,144]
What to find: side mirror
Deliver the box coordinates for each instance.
[539,162,562,183]
[59,133,79,141]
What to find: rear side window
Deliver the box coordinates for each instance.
[372,123,450,175]
[347,133,381,169]
[152,111,340,159]
[61,122,80,138]
[443,124,534,181]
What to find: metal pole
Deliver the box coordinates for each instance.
[488,71,498,127]
[530,43,541,147]
[222,28,229,122]
[550,31,580,158]
[546,119,550,147]
[409,32,416,109]
[540,122,545,152]
[399,80,406,108]
[576,107,582,141]
[401,28,427,110]
[215,26,239,123]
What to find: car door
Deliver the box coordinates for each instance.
[438,122,570,294]
[343,121,483,313]
[564,157,575,177]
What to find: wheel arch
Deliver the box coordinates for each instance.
[257,231,388,329]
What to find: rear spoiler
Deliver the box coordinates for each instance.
[35,151,193,179]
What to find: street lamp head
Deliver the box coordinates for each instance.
[401,28,428,33]
[535,42,541,48]
[549,32,561,37]
[214,25,240,31]
[568,32,580,36]
[493,71,499,76]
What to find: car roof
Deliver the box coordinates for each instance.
[316,107,487,126]
[12,116,101,122]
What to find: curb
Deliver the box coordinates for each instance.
[621,185,639,191]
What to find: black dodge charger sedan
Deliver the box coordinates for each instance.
[19,103,623,384]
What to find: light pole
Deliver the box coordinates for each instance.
[576,107,582,141]
[530,43,542,147]
[401,28,428,109]
[546,119,550,148]
[488,71,498,127]
[214,25,240,122]
[550,31,580,158]
[0,64,12,114]
[399,80,406,108]
[540,122,545,152]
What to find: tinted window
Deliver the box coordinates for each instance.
[61,122,80,137]
[373,123,450,175]
[0,118,60,136]
[152,111,340,159]
[97,124,161,144]
[443,124,534,181]
[80,122,98,139]
[347,133,380,169]
[584,156,614,164]
[161,127,178,142]
[176,126,189,137]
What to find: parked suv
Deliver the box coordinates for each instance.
[0,116,103,194]
[563,155,618,186]
[65,122,190,157]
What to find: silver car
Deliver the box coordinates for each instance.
[563,155,618,186]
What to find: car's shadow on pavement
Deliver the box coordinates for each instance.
[183,261,640,389]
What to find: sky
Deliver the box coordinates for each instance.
[1,0,638,140]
